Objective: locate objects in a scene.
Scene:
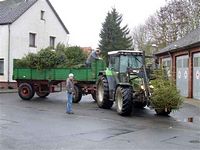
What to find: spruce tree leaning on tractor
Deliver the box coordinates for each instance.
[150,68,183,115]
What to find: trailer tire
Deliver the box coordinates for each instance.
[91,92,96,101]
[155,108,171,116]
[96,76,113,109]
[73,85,82,103]
[36,91,50,98]
[18,83,35,100]
[115,86,132,116]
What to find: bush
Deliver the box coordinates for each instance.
[64,46,87,67]
[150,68,183,111]
[15,45,87,69]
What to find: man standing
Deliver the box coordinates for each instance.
[85,49,101,66]
[66,73,75,114]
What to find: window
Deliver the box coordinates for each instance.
[120,55,142,73]
[0,59,4,75]
[183,58,188,68]
[194,57,200,67]
[29,33,36,47]
[41,10,45,20]
[162,58,172,77]
[110,56,120,71]
[50,36,56,49]
[177,59,182,68]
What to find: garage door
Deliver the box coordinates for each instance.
[176,55,189,97]
[193,52,200,100]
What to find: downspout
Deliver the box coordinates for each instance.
[7,24,11,87]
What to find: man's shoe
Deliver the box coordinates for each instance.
[66,112,74,114]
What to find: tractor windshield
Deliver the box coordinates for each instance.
[120,55,143,72]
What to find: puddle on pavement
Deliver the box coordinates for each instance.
[163,135,200,148]
[190,140,200,144]
[24,106,33,108]
[0,119,19,125]
[187,117,193,122]
[175,116,200,124]
[38,109,48,112]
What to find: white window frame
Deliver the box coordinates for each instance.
[41,10,45,20]
[50,36,56,49]
[29,33,36,47]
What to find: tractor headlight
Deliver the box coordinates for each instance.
[140,85,145,90]
[149,85,154,89]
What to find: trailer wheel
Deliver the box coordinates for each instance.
[115,86,132,116]
[155,108,171,116]
[96,76,113,109]
[18,83,35,100]
[73,85,82,103]
[36,91,50,98]
[91,92,96,101]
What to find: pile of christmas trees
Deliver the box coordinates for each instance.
[15,44,87,69]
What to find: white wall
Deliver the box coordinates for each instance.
[3,0,69,82]
[0,25,9,82]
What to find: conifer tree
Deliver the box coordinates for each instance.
[99,8,132,57]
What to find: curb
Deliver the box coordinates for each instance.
[184,98,200,109]
[0,89,18,94]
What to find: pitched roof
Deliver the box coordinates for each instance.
[0,0,69,34]
[156,27,200,55]
[0,0,38,24]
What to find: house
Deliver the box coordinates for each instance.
[0,0,69,88]
[155,27,200,100]
[81,47,92,54]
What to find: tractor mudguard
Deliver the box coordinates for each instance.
[98,69,117,101]
[105,68,117,100]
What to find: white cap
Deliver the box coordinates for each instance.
[69,73,74,77]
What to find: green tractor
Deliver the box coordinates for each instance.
[96,50,154,116]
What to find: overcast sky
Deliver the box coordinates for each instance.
[49,0,168,48]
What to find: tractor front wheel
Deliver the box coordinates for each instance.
[96,76,113,109]
[18,83,35,100]
[115,86,133,116]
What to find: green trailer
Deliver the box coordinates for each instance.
[13,59,106,102]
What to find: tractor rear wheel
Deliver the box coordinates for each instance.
[18,83,35,100]
[96,76,113,109]
[115,86,133,116]
[73,85,82,103]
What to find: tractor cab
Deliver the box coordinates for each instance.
[108,50,145,83]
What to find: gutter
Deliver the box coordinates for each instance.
[8,24,11,85]
[155,42,200,56]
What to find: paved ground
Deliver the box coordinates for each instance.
[0,92,200,150]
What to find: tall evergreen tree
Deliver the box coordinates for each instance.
[99,8,132,57]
